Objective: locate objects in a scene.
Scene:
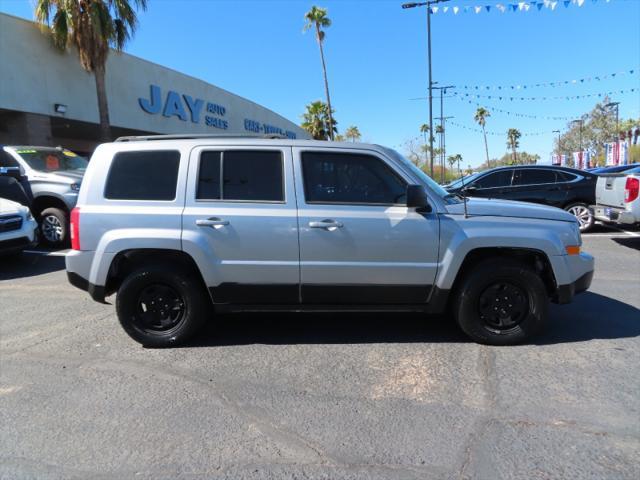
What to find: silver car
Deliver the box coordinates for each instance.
[65,135,594,347]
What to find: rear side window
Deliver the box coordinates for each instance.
[301,152,407,205]
[513,169,557,186]
[556,171,577,182]
[105,150,180,200]
[196,150,284,202]
[474,170,513,189]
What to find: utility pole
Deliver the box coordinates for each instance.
[436,115,454,183]
[433,84,454,182]
[402,0,450,178]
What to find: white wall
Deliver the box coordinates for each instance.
[0,13,309,139]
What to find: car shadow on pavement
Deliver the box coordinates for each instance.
[0,254,65,281]
[183,292,640,348]
[188,312,468,347]
[537,292,640,345]
[612,237,640,251]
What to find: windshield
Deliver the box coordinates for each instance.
[380,146,460,203]
[446,172,481,189]
[14,148,88,173]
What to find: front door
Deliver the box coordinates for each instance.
[182,146,300,304]
[293,148,440,305]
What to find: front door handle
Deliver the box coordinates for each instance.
[309,219,343,231]
[196,217,229,228]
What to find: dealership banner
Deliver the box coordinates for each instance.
[605,141,629,166]
[571,151,592,170]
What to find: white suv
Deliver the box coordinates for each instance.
[66,135,594,347]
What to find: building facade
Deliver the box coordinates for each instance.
[0,13,309,154]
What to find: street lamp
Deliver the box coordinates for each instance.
[606,101,620,141]
[402,0,451,178]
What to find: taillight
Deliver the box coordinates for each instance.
[625,177,639,203]
[70,207,80,250]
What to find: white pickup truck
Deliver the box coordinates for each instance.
[592,166,640,226]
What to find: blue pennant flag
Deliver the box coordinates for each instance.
[537,2,544,11]
[509,4,518,12]
[563,1,571,7]
[485,6,491,12]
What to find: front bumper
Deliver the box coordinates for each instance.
[554,270,594,304]
[0,218,39,255]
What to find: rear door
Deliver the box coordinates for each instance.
[293,147,439,305]
[182,146,300,305]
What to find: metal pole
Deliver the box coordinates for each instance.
[427,6,434,178]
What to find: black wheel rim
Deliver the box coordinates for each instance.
[478,281,529,333]
[134,284,185,333]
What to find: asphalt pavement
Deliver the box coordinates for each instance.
[1,226,639,479]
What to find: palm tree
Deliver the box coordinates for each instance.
[474,107,491,168]
[304,6,335,141]
[420,123,430,167]
[36,0,147,142]
[507,128,522,164]
[344,125,361,142]
[447,153,462,173]
[301,100,337,140]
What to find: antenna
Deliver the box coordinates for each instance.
[459,163,469,219]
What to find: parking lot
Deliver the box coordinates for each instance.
[1,225,639,480]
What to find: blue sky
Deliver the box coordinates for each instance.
[1,0,639,168]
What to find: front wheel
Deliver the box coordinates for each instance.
[453,259,549,346]
[116,266,210,347]
[39,207,68,246]
[565,202,594,233]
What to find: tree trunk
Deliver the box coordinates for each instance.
[316,26,334,141]
[482,125,490,167]
[94,64,111,143]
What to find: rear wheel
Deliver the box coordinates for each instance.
[453,258,549,345]
[39,207,68,246]
[565,202,594,233]
[116,265,210,347]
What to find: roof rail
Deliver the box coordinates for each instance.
[114,133,288,142]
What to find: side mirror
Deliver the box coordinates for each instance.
[406,184,431,211]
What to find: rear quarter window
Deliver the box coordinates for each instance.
[104,150,180,201]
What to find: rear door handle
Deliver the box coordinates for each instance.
[196,217,229,228]
[309,219,343,230]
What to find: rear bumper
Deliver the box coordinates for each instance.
[67,271,107,303]
[592,204,638,225]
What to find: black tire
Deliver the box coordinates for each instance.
[564,202,594,233]
[453,258,549,346]
[39,207,68,246]
[116,265,210,347]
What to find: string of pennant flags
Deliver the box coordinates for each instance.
[455,97,576,120]
[452,87,637,101]
[425,0,621,15]
[448,121,554,136]
[458,68,637,91]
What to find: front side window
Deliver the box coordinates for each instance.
[474,170,513,189]
[513,169,557,186]
[196,150,284,202]
[302,152,407,205]
[105,150,180,201]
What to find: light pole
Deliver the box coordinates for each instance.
[402,0,450,178]
[606,101,620,141]
[433,84,454,182]
[436,115,454,183]
[570,119,584,153]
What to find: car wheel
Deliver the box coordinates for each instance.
[565,202,594,233]
[39,207,68,246]
[116,265,210,347]
[453,258,548,346]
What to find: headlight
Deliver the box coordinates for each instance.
[70,182,81,192]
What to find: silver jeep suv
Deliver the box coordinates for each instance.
[65,135,594,347]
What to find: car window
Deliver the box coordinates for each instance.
[513,169,557,186]
[197,150,284,202]
[104,150,180,201]
[474,170,513,189]
[1,150,20,168]
[556,171,577,182]
[13,148,88,172]
[301,152,407,205]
